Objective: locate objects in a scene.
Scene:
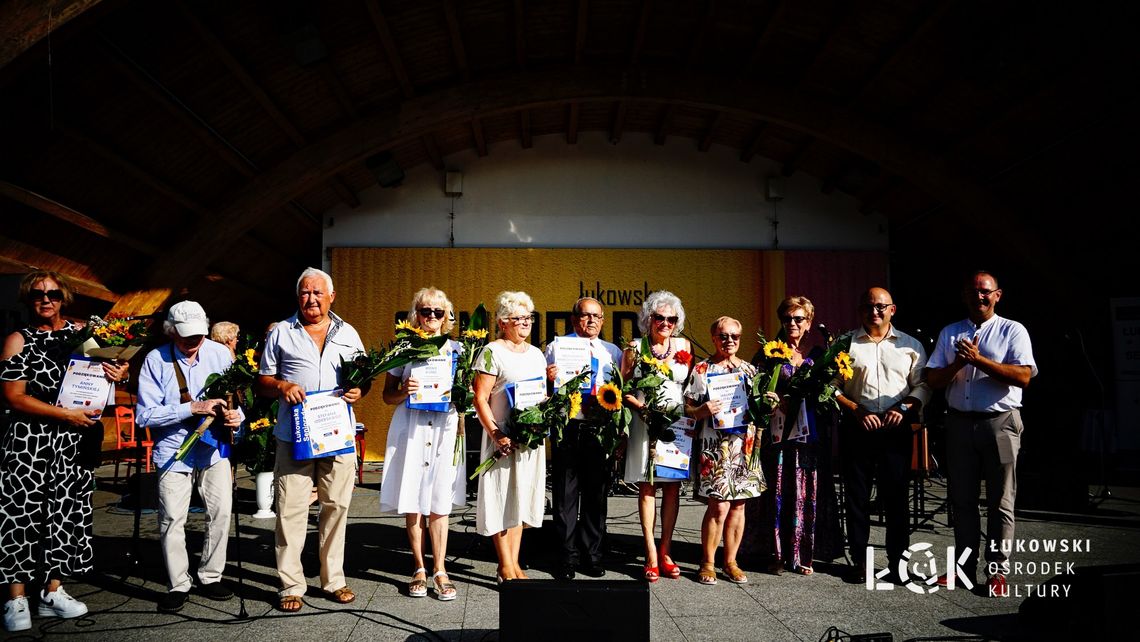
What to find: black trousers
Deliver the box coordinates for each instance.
[840,413,913,566]
[550,421,609,566]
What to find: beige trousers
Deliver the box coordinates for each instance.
[157,459,233,593]
[274,440,357,597]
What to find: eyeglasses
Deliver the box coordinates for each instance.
[574,312,603,320]
[507,314,535,325]
[780,315,807,325]
[716,333,741,342]
[28,289,64,302]
[861,303,894,314]
[651,313,679,325]
[967,288,999,297]
[417,308,446,319]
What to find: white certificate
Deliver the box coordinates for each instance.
[654,417,695,470]
[552,337,592,390]
[407,355,454,405]
[291,391,356,459]
[770,400,811,444]
[704,371,748,430]
[510,376,546,410]
[55,356,113,418]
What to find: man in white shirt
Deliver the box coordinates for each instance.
[256,268,368,612]
[927,271,1036,597]
[835,287,930,584]
[544,297,623,580]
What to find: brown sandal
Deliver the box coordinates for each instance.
[331,586,356,604]
[722,562,748,584]
[698,563,717,586]
[278,595,303,612]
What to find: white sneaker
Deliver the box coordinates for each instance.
[37,587,88,619]
[3,596,31,632]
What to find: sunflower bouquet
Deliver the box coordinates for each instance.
[232,400,279,474]
[781,331,854,413]
[625,339,685,484]
[451,304,490,465]
[175,336,263,461]
[340,320,449,391]
[584,369,633,457]
[469,370,591,479]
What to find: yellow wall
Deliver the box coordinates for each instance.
[331,247,786,460]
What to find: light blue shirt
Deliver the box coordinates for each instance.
[545,332,623,420]
[928,315,1037,412]
[137,338,235,472]
[260,311,365,442]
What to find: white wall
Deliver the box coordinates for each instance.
[322,132,887,259]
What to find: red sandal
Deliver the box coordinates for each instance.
[643,564,659,583]
[660,559,681,579]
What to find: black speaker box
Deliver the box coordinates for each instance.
[121,472,159,510]
[499,579,650,641]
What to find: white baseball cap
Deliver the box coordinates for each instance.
[167,301,209,337]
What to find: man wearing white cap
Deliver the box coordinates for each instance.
[137,300,243,613]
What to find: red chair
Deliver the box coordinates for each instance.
[113,405,153,480]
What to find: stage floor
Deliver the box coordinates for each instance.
[8,463,1139,641]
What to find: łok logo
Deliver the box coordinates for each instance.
[865,544,974,593]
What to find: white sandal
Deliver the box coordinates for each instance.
[408,567,428,598]
[432,570,457,601]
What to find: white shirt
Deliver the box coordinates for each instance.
[544,332,623,421]
[840,325,931,413]
[260,311,365,441]
[928,314,1037,412]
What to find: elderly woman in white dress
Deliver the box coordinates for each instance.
[381,288,466,601]
[622,291,694,582]
[472,291,548,582]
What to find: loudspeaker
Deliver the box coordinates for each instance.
[499,579,649,641]
[121,472,159,511]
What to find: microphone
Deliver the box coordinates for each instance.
[817,323,833,347]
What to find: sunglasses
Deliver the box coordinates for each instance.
[716,333,741,342]
[651,313,679,325]
[28,289,64,302]
[417,308,446,319]
[780,315,808,325]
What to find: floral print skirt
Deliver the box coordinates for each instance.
[695,425,766,501]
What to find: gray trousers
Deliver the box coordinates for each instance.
[944,409,1023,577]
[157,459,233,593]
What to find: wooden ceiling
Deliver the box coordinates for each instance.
[1,0,1135,325]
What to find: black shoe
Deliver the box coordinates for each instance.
[157,591,188,613]
[843,567,866,585]
[198,582,234,602]
[554,562,576,581]
[579,562,606,578]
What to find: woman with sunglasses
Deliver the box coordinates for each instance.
[472,291,547,582]
[685,316,772,585]
[381,288,466,601]
[621,291,694,582]
[750,295,837,577]
[0,271,128,631]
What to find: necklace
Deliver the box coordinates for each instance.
[648,337,672,360]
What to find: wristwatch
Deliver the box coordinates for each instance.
[897,403,911,415]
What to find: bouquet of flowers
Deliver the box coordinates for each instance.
[340,320,449,391]
[469,370,591,479]
[626,339,684,484]
[583,369,633,458]
[782,332,854,412]
[175,336,262,461]
[75,314,151,360]
[232,400,278,475]
[450,304,490,465]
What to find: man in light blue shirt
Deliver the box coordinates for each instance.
[256,268,367,612]
[137,300,242,613]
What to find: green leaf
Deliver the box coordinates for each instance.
[469,303,488,332]
[482,348,494,371]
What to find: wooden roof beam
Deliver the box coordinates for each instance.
[738,0,787,80]
[513,0,526,69]
[566,103,580,145]
[630,0,651,66]
[472,117,488,156]
[422,134,444,171]
[0,0,103,69]
[0,235,118,302]
[740,122,768,162]
[654,104,675,145]
[365,0,415,99]
[849,0,955,106]
[443,0,470,83]
[698,111,722,152]
[782,137,814,176]
[519,110,532,149]
[609,101,628,144]
[820,158,855,195]
[683,0,714,70]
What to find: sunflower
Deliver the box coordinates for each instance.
[835,351,854,380]
[596,383,623,412]
[640,355,673,378]
[762,340,794,360]
[248,417,272,431]
[244,348,258,369]
[568,392,582,419]
[395,319,432,340]
[462,328,489,340]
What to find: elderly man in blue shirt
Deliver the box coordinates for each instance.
[137,300,243,613]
